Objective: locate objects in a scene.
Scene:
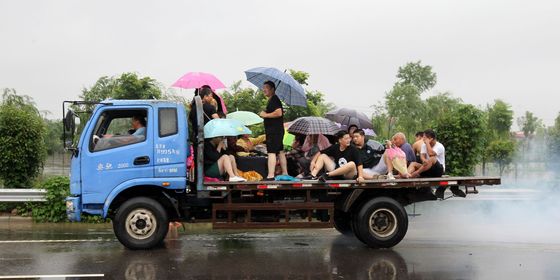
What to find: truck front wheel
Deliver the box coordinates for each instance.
[113,197,169,250]
[352,197,408,248]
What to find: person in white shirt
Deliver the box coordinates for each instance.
[408,129,445,178]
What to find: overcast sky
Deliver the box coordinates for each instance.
[1,0,558,128]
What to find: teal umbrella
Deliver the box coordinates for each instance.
[204,119,252,138]
[226,111,263,126]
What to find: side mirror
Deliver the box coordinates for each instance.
[63,109,77,151]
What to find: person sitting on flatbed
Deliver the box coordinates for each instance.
[407,129,445,178]
[352,129,386,179]
[304,130,365,183]
[204,137,247,182]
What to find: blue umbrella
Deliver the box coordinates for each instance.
[204,119,252,138]
[245,67,307,107]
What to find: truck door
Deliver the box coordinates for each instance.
[154,106,188,178]
[80,106,154,206]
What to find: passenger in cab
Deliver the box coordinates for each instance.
[305,131,365,183]
[408,129,445,178]
[204,136,247,182]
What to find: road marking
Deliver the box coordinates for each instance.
[0,274,104,279]
[0,239,114,244]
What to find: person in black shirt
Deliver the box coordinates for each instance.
[352,129,387,179]
[204,137,246,182]
[259,81,288,180]
[305,131,365,183]
[189,87,220,136]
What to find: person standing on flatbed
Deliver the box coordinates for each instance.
[260,81,288,180]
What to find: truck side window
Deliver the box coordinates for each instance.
[90,109,148,152]
[159,108,177,137]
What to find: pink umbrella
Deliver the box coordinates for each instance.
[172,72,226,90]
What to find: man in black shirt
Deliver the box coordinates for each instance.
[306,131,365,183]
[189,87,220,135]
[352,129,387,179]
[259,81,288,180]
[204,137,246,182]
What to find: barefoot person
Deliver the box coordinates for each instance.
[408,129,445,178]
[259,81,288,180]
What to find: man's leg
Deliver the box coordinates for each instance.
[310,154,334,177]
[278,151,288,175]
[407,162,422,175]
[410,157,436,178]
[328,162,356,178]
[267,153,277,179]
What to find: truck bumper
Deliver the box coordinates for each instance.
[66,196,82,222]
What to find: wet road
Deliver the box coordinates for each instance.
[1,182,560,279]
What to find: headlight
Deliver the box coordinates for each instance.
[66,200,74,210]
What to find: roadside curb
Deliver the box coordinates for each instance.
[0,216,33,222]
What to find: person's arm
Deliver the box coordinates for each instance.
[211,113,220,119]
[420,144,428,163]
[260,108,282,118]
[424,139,437,157]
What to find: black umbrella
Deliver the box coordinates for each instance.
[325,108,374,130]
[287,117,341,135]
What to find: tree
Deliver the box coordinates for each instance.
[44,119,64,155]
[0,90,47,188]
[486,139,516,176]
[423,92,462,127]
[547,112,560,162]
[517,111,541,138]
[77,72,164,133]
[433,104,486,176]
[487,100,514,138]
[396,61,437,93]
[385,83,424,138]
[81,72,163,102]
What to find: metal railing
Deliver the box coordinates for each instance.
[0,189,47,202]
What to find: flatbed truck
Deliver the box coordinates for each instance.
[63,98,500,250]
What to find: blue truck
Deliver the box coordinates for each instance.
[63,97,501,250]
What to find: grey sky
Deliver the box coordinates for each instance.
[1,0,559,128]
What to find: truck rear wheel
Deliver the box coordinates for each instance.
[352,197,408,248]
[113,197,169,250]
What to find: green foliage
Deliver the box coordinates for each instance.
[547,112,560,161]
[77,72,164,131]
[433,104,486,176]
[221,81,267,113]
[517,111,541,138]
[30,176,69,222]
[486,139,516,175]
[283,90,334,122]
[396,61,437,93]
[385,83,423,138]
[0,91,47,188]
[423,92,462,127]
[487,100,513,138]
[44,119,64,155]
[288,69,309,85]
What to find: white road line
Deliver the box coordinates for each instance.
[0,239,114,244]
[0,274,104,279]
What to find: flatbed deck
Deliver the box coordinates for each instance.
[203,176,501,191]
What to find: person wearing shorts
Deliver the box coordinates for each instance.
[352,129,387,179]
[259,81,288,180]
[408,129,445,178]
[204,137,246,182]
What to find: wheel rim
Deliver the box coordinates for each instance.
[125,208,157,240]
[368,208,397,238]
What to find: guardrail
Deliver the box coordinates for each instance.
[0,189,47,202]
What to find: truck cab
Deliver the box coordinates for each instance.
[66,100,189,221]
